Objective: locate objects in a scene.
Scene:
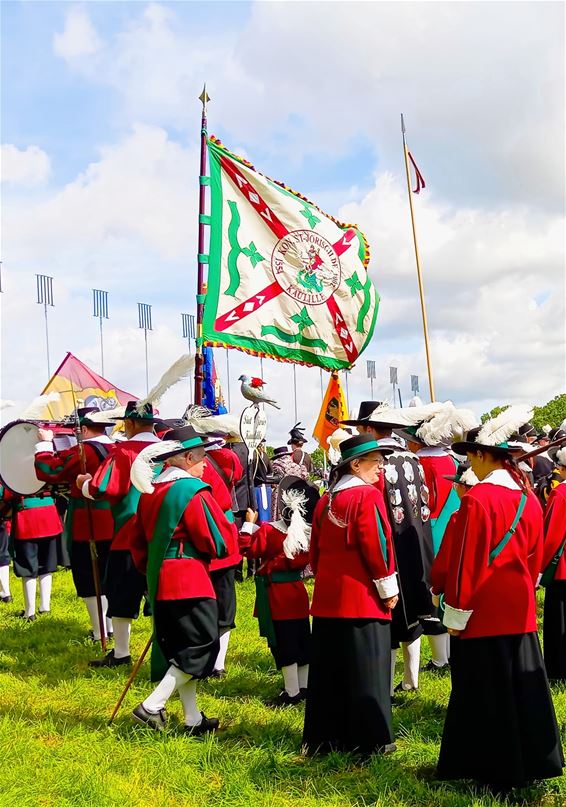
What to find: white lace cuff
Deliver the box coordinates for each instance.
[240,522,259,535]
[374,572,399,599]
[443,603,473,631]
[35,441,54,454]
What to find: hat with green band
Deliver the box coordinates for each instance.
[77,406,116,427]
[109,400,160,422]
[334,434,394,471]
[152,425,214,461]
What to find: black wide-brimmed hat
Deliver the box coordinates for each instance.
[110,400,160,422]
[277,475,320,524]
[341,401,382,427]
[154,425,215,461]
[77,406,115,428]
[334,434,394,471]
[273,445,292,459]
[518,422,536,439]
[443,461,472,484]
[288,422,307,445]
[452,426,515,457]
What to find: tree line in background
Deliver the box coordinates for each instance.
[481,394,566,430]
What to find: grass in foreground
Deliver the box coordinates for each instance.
[0,568,564,807]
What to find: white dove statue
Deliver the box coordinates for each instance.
[238,374,280,409]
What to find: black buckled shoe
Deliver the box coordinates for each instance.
[89,650,131,668]
[420,660,450,673]
[266,690,302,707]
[182,713,219,736]
[0,595,13,603]
[16,611,36,622]
[299,688,308,701]
[132,703,167,731]
[210,668,226,679]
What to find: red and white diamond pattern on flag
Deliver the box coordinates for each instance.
[203,139,379,370]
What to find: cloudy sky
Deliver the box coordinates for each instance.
[1,1,564,443]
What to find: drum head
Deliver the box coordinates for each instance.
[0,420,46,496]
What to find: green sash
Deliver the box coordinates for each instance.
[146,478,227,681]
[488,493,527,565]
[540,536,566,587]
[254,570,302,648]
[430,457,460,556]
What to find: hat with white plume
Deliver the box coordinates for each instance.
[361,401,446,429]
[327,428,353,466]
[396,402,477,447]
[452,405,534,456]
[130,441,181,494]
[131,354,195,417]
[21,392,61,420]
[443,461,479,487]
[275,475,320,558]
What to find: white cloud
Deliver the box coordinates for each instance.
[1,144,51,186]
[53,8,101,62]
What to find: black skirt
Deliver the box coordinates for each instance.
[153,597,219,679]
[437,632,564,787]
[271,617,311,669]
[543,580,566,682]
[13,536,58,578]
[70,539,112,598]
[104,549,146,619]
[302,617,393,756]
[210,567,237,630]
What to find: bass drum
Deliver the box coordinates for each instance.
[0,420,46,496]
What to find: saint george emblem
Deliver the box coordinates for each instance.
[420,485,429,505]
[421,505,430,522]
[385,465,398,484]
[272,230,341,306]
[392,506,405,524]
[407,483,418,506]
[389,489,402,507]
[402,460,414,482]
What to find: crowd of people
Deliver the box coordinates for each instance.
[0,396,565,790]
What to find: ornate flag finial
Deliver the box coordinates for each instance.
[199,84,210,110]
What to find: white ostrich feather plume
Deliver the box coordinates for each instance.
[130,440,179,494]
[183,404,213,420]
[477,405,534,447]
[367,401,445,427]
[327,428,351,465]
[281,489,310,559]
[136,354,195,414]
[88,406,126,423]
[417,403,477,446]
[555,447,566,467]
[188,414,241,438]
[21,392,61,420]
[460,467,479,487]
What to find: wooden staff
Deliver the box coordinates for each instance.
[401,114,435,402]
[108,634,153,725]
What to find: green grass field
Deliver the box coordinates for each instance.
[0,569,564,807]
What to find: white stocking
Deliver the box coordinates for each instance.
[402,636,421,689]
[214,630,230,671]
[105,598,113,635]
[178,679,202,726]
[142,664,190,713]
[38,574,52,612]
[0,565,10,597]
[281,663,300,697]
[83,596,108,640]
[23,577,37,618]
[428,633,449,667]
[298,664,309,689]
[112,617,132,658]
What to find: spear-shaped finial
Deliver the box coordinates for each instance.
[199,83,210,113]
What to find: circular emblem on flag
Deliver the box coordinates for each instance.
[271,230,341,306]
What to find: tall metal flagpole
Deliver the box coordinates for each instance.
[138,303,152,396]
[319,368,324,401]
[194,85,210,405]
[293,365,298,422]
[36,275,54,380]
[225,349,231,410]
[93,289,109,377]
[343,369,350,411]
[401,114,435,401]
[182,313,196,404]
[367,360,376,400]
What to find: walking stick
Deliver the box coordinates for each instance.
[108,634,153,725]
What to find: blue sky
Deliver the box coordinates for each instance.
[1,2,564,437]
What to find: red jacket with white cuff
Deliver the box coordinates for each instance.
[0,486,62,540]
[82,433,160,564]
[541,481,566,582]
[35,437,114,542]
[439,469,543,638]
[131,468,232,601]
[239,520,310,619]
[309,476,397,620]
[418,450,458,519]
[205,449,243,572]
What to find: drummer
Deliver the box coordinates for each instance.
[34,407,115,642]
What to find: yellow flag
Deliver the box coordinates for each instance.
[313,372,349,450]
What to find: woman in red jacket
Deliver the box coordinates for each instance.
[436,410,563,787]
[540,445,566,681]
[302,434,398,756]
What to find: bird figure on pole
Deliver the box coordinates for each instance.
[238,374,280,409]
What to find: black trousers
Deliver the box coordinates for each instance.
[104,549,146,619]
[13,537,58,578]
[543,580,566,681]
[70,540,112,598]
[210,566,237,631]
[153,597,219,680]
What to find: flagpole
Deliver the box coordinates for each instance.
[319,368,323,401]
[144,329,149,396]
[225,349,231,410]
[194,85,210,405]
[293,365,298,422]
[401,114,436,402]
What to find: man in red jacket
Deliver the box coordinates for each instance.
[540,445,566,681]
[34,407,115,641]
[130,427,232,734]
[77,401,161,668]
